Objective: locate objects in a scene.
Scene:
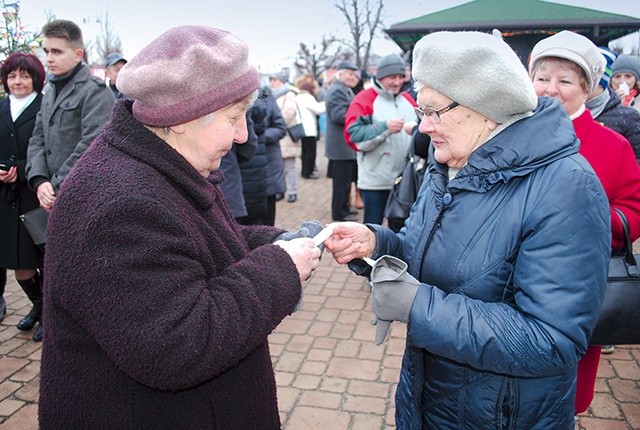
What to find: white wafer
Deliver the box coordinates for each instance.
[312,226,334,247]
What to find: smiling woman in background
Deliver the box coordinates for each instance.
[0,52,45,341]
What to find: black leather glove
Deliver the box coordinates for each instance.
[369,255,420,345]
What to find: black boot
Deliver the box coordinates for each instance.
[33,322,43,342]
[0,268,6,323]
[17,273,42,331]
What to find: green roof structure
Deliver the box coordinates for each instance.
[385,0,640,63]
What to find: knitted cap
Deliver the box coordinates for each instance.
[529,31,605,94]
[611,54,640,82]
[269,71,289,83]
[337,60,358,71]
[598,47,617,89]
[376,54,406,80]
[412,31,537,124]
[117,25,259,127]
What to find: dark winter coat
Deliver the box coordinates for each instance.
[594,91,640,163]
[39,100,302,429]
[362,98,610,429]
[324,80,356,161]
[239,102,269,218]
[260,89,287,196]
[219,114,258,218]
[0,95,43,269]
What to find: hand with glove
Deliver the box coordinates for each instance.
[369,255,420,345]
[275,220,325,251]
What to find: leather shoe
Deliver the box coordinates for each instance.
[333,213,358,222]
[274,193,284,201]
[33,323,42,342]
[287,194,297,203]
[303,173,319,180]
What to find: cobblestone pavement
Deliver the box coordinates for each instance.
[1,139,638,429]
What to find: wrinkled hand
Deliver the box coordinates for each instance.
[0,166,17,183]
[36,181,56,212]
[387,118,405,134]
[369,255,420,345]
[324,222,376,265]
[274,237,321,283]
[403,121,417,135]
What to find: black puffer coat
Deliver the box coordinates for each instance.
[595,91,640,164]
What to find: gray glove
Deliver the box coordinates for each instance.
[274,220,324,250]
[274,220,325,312]
[369,255,420,345]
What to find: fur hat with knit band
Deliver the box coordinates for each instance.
[412,31,537,124]
[117,25,260,127]
[528,31,605,94]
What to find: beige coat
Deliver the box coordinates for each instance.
[275,90,301,159]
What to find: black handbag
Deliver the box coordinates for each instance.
[384,150,425,224]
[287,103,306,141]
[19,206,49,246]
[589,208,640,346]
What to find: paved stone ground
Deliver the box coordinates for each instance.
[0,139,638,429]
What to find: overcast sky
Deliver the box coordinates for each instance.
[17,0,640,72]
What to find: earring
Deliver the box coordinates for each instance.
[163,126,170,134]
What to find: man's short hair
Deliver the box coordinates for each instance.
[42,19,84,50]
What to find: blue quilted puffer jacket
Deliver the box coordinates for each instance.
[367,98,610,429]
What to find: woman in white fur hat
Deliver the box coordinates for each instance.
[324,30,611,428]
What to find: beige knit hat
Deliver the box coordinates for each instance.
[412,31,537,124]
[118,25,259,127]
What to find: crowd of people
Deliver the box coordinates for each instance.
[0,16,639,429]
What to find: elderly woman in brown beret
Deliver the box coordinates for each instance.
[38,25,321,429]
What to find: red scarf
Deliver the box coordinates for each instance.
[622,87,639,107]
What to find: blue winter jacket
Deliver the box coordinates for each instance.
[366,98,610,429]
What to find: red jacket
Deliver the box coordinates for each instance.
[573,108,640,249]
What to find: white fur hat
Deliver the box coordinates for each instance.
[412,31,537,124]
[529,31,605,94]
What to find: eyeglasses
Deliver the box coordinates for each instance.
[414,101,459,124]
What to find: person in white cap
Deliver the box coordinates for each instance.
[529,29,640,417]
[324,30,611,428]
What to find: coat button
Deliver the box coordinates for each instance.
[46,150,52,155]
[442,193,453,206]
[9,133,14,137]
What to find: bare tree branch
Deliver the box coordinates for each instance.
[332,0,385,70]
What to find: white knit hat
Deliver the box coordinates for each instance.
[412,31,537,123]
[529,31,605,94]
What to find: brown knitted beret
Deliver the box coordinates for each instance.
[118,25,259,126]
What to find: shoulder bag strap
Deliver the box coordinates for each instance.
[613,207,638,275]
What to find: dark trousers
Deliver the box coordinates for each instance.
[0,268,5,296]
[329,159,357,220]
[301,136,318,177]
[265,195,277,226]
[360,189,403,233]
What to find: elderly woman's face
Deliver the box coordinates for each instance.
[172,101,250,177]
[532,58,588,117]
[417,86,496,169]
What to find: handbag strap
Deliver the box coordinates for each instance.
[613,207,637,275]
